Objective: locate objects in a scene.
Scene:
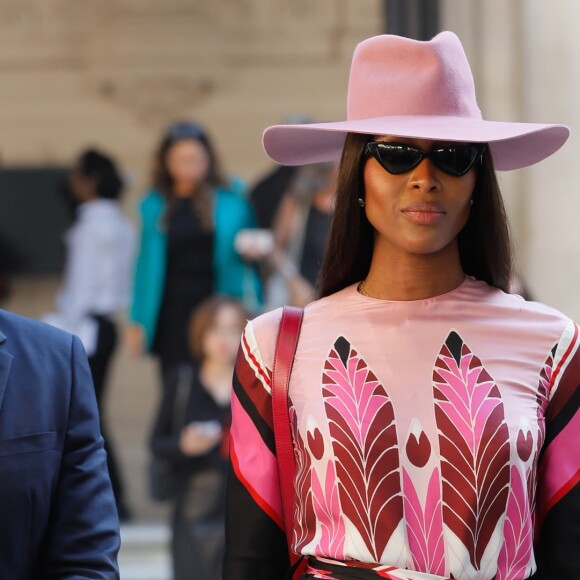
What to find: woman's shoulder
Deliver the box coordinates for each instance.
[216,176,248,203]
[138,189,164,211]
[245,292,351,369]
[469,277,572,320]
[465,278,576,347]
[243,307,283,371]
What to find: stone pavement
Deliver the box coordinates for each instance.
[119,523,171,580]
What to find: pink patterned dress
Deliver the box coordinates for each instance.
[223,277,580,579]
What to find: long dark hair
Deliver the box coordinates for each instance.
[152,121,226,230]
[319,133,513,297]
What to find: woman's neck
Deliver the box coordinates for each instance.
[173,181,197,198]
[362,243,465,301]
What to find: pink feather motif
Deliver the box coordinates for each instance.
[402,467,445,575]
[433,331,510,570]
[496,466,533,579]
[311,459,347,558]
[322,336,403,562]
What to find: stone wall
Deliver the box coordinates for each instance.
[0,0,383,190]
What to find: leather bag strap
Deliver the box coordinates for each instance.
[272,305,304,562]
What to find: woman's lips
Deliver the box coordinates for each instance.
[401,202,446,225]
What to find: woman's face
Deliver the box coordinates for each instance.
[363,136,477,260]
[165,139,210,193]
[69,166,96,202]
[201,304,245,366]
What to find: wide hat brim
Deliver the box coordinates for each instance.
[263,116,570,171]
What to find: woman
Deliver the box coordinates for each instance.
[44,148,135,521]
[223,33,579,579]
[127,121,261,393]
[151,296,246,580]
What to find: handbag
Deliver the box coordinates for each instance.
[148,364,193,502]
[272,305,307,579]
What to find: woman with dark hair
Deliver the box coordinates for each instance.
[126,121,261,393]
[44,147,135,520]
[319,134,511,298]
[223,33,579,579]
[151,295,247,580]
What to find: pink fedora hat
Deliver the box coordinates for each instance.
[263,31,569,171]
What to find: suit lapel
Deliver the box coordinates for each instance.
[0,331,13,412]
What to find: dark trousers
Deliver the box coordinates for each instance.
[88,316,129,519]
[172,468,227,580]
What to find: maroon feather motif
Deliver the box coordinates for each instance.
[433,332,510,570]
[290,406,317,552]
[322,337,402,562]
[530,346,555,526]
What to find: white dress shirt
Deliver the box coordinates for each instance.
[44,199,136,356]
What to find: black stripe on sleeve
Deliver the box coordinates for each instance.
[232,366,277,456]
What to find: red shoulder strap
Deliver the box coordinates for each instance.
[272,305,304,563]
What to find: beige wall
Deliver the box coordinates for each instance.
[0,1,382,192]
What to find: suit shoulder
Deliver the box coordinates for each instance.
[0,309,74,351]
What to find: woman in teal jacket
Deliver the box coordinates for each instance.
[127,121,261,389]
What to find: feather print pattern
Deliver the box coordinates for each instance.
[433,331,510,571]
[322,336,403,562]
[402,467,445,575]
[311,459,347,558]
[291,407,317,553]
[528,346,554,530]
[496,466,533,580]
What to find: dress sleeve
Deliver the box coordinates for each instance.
[534,321,580,577]
[222,322,290,579]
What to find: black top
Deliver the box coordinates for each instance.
[249,166,297,229]
[150,365,231,477]
[153,198,214,364]
[299,205,332,287]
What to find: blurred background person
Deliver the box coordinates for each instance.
[150,295,246,580]
[262,161,336,308]
[43,147,136,521]
[126,120,261,394]
[248,114,312,230]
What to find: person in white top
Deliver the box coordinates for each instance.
[44,148,135,521]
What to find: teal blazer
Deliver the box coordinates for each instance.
[129,180,261,351]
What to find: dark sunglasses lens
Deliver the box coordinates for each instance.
[373,144,423,174]
[433,145,480,176]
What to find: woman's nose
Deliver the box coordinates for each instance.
[408,158,441,192]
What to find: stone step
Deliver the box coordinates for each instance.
[118,523,171,580]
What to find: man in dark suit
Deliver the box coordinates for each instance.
[0,308,119,577]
